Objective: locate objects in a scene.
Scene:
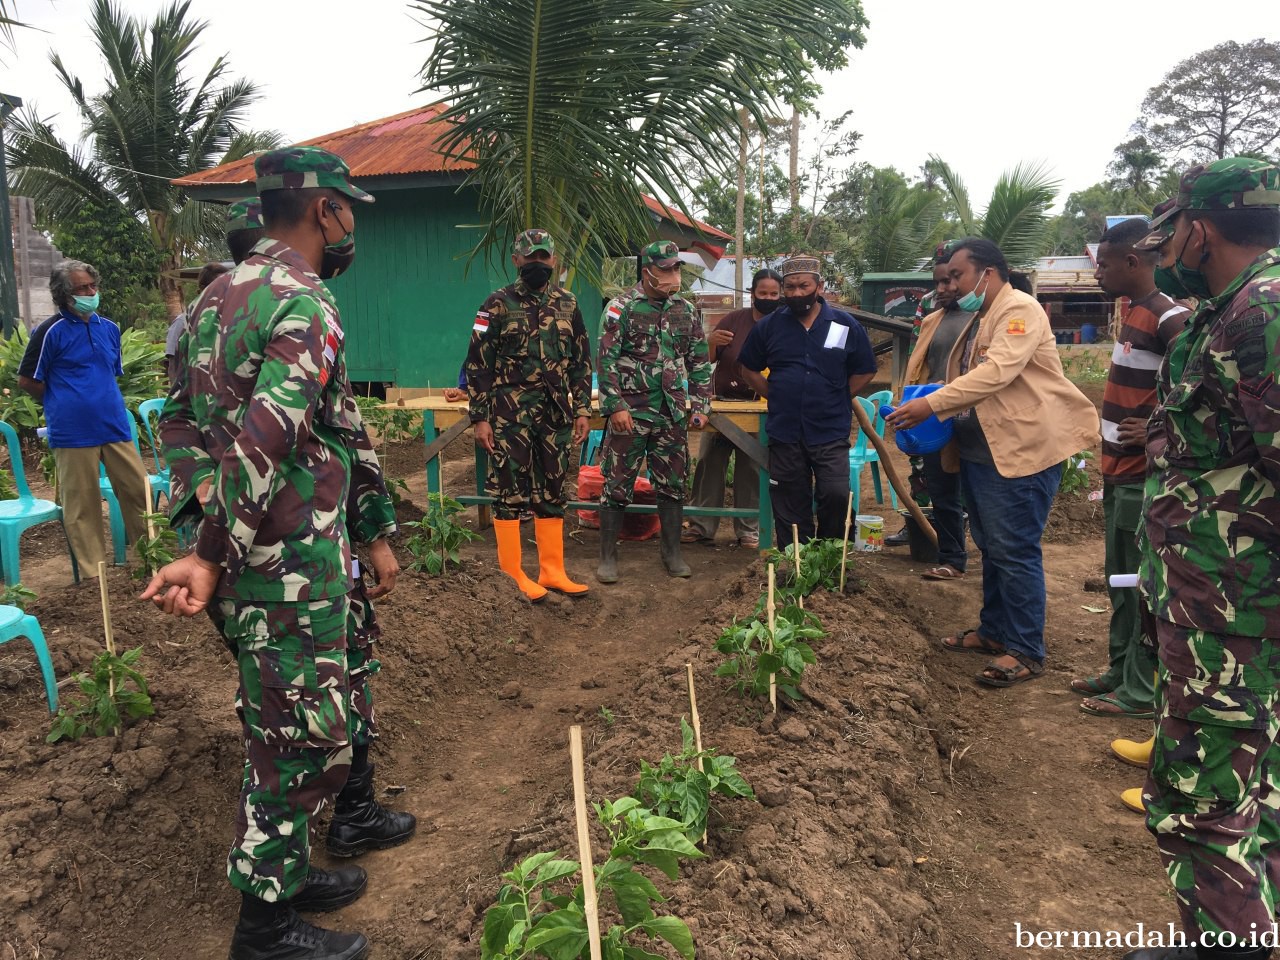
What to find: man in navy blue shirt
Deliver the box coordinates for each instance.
[19,260,150,574]
[737,255,877,543]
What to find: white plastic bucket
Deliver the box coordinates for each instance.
[854,515,883,552]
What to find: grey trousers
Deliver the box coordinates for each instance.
[684,431,759,540]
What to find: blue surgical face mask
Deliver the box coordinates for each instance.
[955,269,989,313]
[72,292,100,315]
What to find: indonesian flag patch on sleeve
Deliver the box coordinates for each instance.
[473,310,491,334]
[606,301,624,322]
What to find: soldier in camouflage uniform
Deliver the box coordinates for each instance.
[145,147,396,960]
[465,228,593,601]
[596,240,712,581]
[1125,158,1280,960]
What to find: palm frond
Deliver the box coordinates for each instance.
[980,160,1060,269]
[927,154,974,235]
[6,107,116,221]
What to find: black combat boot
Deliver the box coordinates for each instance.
[289,866,367,912]
[228,892,368,960]
[656,496,691,578]
[596,504,624,583]
[326,745,417,858]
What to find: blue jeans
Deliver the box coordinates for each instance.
[959,459,1062,663]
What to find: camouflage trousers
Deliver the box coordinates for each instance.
[1144,617,1280,942]
[487,401,572,519]
[213,596,353,902]
[601,416,688,505]
[347,577,382,746]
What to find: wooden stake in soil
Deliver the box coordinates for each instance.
[569,726,603,960]
[839,490,854,592]
[766,564,777,713]
[685,662,707,845]
[852,400,937,546]
[790,524,803,609]
[96,561,119,735]
[143,475,156,542]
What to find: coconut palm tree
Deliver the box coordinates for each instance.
[414,0,868,282]
[6,0,279,315]
[858,170,948,274]
[928,155,1061,269]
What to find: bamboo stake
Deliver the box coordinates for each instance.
[96,561,119,735]
[143,475,155,541]
[766,564,777,713]
[685,662,707,845]
[852,400,937,546]
[790,524,803,609]
[569,726,603,960]
[839,490,854,592]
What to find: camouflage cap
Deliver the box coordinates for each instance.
[254,146,374,203]
[1148,157,1280,233]
[780,255,822,278]
[513,228,554,257]
[1133,198,1178,251]
[933,239,960,263]
[641,240,682,268]
[225,198,263,234]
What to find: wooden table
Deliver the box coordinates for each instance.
[391,396,777,549]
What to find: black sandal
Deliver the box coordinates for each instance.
[976,652,1044,688]
[940,628,1004,656]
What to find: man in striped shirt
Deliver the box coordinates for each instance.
[1072,214,1189,718]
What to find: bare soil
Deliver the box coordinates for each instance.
[3,379,1168,960]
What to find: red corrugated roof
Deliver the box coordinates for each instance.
[173,104,472,187]
[173,105,732,241]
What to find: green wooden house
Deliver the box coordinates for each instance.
[174,104,731,389]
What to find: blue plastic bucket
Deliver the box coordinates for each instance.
[1080,323,1098,344]
[879,383,954,455]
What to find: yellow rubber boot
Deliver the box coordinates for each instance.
[535,517,589,596]
[1120,787,1145,813]
[1111,736,1154,768]
[494,519,547,602]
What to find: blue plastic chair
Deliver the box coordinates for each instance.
[849,394,898,512]
[582,429,604,466]
[0,421,80,586]
[135,398,170,510]
[0,604,58,712]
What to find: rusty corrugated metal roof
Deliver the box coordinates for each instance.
[642,195,732,241]
[173,104,472,188]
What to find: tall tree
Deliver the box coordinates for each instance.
[416,0,868,282]
[928,155,1060,268]
[6,0,279,316]
[1107,135,1163,201]
[1133,38,1280,163]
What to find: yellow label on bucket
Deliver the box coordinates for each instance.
[854,515,883,552]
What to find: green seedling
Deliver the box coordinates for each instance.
[0,582,36,611]
[634,718,754,841]
[48,647,154,743]
[403,491,479,575]
[715,602,823,701]
[132,512,179,580]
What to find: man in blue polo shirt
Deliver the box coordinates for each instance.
[737,254,877,543]
[19,260,149,574]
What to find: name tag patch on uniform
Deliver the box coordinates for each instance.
[1007,318,1027,335]
[473,311,491,334]
[824,323,849,350]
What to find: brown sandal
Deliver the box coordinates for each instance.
[939,629,1004,656]
[976,653,1044,688]
[922,564,965,580]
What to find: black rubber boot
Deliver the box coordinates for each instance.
[596,505,624,583]
[657,496,691,578]
[326,752,417,858]
[289,866,368,912]
[228,892,369,960]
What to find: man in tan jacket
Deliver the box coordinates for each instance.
[888,237,1100,687]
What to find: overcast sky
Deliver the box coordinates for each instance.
[5,0,1267,218]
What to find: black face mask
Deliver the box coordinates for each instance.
[753,298,780,315]
[785,293,818,315]
[319,200,356,280]
[519,262,554,289]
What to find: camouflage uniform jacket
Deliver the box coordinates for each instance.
[161,238,396,603]
[465,281,592,425]
[1140,249,1280,636]
[597,290,711,422]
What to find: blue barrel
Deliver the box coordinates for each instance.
[880,384,954,455]
[1080,323,1097,344]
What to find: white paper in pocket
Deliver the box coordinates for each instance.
[824,323,849,350]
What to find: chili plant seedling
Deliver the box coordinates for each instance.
[634,717,754,841]
[403,492,478,575]
[47,646,154,743]
[0,582,37,611]
[132,512,180,580]
[480,797,701,960]
[762,538,848,602]
[716,602,823,701]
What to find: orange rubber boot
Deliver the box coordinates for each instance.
[535,517,589,596]
[494,519,547,602]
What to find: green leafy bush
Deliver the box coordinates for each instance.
[1059,450,1095,497]
[48,647,154,742]
[762,538,848,603]
[403,492,479,575]
[715,602,823,701]
[355,395,423,446]
[634,718,754,841]
[0,583,37,611]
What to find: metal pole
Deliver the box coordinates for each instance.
[0,93,24,339]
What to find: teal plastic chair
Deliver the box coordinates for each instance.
[135,398,170,510]
[582,429,604,466]
[0,604,58,712]
[0,421,80,586]
[849,394,898,512]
